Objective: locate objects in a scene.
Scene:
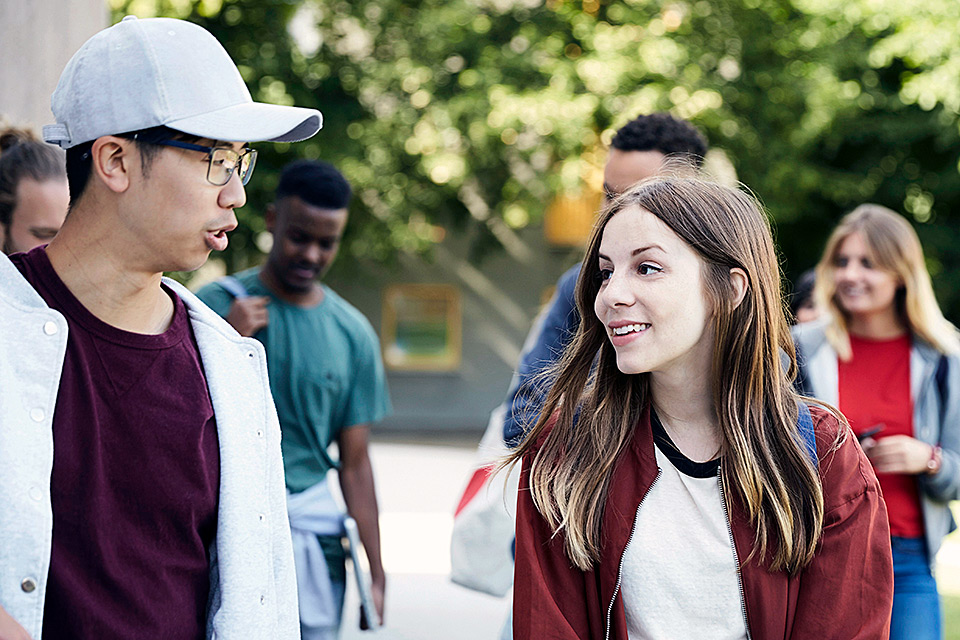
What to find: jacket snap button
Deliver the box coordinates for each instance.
[30,408,45,422]
[43,321,58,335]
[21,578,37,593]
[29,486,43,502]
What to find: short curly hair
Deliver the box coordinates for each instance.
[611,113,707,167]
[276,159,352,210]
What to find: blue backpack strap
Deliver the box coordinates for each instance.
[797,403,818,469]
[217,275,248,299]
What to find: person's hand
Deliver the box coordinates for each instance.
[0,604,33,640]
[360,574,385,630]
[861,435,933,475]
[225,297,269,337]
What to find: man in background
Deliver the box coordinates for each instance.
[198,159,390,639]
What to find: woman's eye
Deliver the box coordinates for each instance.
[598,268,613,282]
[638,263,661,276]
[861,258,873,269]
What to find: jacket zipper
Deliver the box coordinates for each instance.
[604,469,660,640]
[718,466,752,640]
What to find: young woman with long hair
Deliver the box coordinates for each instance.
[795,204,959,640]
[508,175,893,639]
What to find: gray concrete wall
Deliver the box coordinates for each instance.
[326,225,583,434]
[0,0,108,130]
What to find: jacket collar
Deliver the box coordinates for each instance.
[793,318,838,404]
[162,276,243,339]
[0,251,50,311]
[1,251,237,342]
[598,405,660,634]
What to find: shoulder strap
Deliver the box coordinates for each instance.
[797,403,818,469]
[217,275,248,299]
[794,342,813,396]
[935,354,949,425]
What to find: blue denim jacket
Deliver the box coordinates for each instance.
[503,264,581,446]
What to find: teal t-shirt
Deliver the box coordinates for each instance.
[196,267,392,492]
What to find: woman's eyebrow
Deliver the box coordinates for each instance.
[631,244,664,257]
[598,245,665,262]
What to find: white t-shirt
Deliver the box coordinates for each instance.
[619,414,749,640]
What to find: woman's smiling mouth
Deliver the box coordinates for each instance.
[611,322,650,336]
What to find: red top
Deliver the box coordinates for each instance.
[839,333,925,538]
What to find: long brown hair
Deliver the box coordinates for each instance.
[814,203,959,360]
[506,174,825,573]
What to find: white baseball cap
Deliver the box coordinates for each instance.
[43,16,322,149]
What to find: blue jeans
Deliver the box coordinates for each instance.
[890,536,942,640]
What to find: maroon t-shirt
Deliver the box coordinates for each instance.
[12,247,220,640]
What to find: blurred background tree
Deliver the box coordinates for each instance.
[114,0,960,319]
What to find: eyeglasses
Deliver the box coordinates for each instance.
[154,139,258,186]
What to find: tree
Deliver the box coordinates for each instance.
[115,0,960,318]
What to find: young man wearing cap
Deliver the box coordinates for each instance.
[0,16,321,640]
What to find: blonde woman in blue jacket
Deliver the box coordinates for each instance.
[793,204,960,640]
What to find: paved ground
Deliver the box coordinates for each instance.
[937,505,960,595]
[340,435,960,640]
[340,437,509,640]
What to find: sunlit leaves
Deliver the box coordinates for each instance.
[116,0,960,317]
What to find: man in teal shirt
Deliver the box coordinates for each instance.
[197,160,390,638]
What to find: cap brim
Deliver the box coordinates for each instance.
[166,102,322,143]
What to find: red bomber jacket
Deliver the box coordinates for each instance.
[513,405,893,640]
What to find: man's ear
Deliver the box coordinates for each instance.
[90,136,134,194]
[730,267,749,309]
[265,203,277,232]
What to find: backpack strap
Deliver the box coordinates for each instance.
[935,354,949,427]
[217,275,248,299]
[797,402,818,469]
[794,342,814,397]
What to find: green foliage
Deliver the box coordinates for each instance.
[948,592,960,639]
[114,0,960,319]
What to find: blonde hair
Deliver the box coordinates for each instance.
[506,174,825,574]
[813,203,959,361]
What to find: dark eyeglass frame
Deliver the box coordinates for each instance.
[153,139,258,186]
